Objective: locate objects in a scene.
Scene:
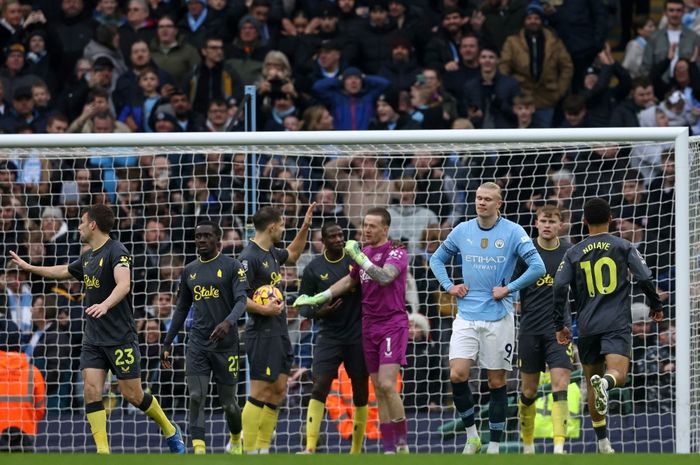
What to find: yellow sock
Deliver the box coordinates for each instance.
[242,400,264,452]
[144,396,176,437]
[86,409,110,454]
[254,405,280,450]
[552,400,568,446]
[231,432,241,444]
[192,439,206,455]
[518,399,536,446]
[305,399,325,452]
[351,405,368,454]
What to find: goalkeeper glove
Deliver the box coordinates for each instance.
[344,240,371,269]
[293,290,332,307]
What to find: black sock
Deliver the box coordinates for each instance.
[594,423,607,440]
[451,381,475,428]
[603,374,617,391]
[137,392,154,412]
[520,393,536,406]
[552,391,568,402]
[489,386,507,443]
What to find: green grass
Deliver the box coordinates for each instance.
[0,454,697,465]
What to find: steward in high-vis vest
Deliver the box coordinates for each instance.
[534,372,581,440]
[0,320,46,451]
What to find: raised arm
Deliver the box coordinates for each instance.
[286,203,316,264]
[552,255,573,342]
[344,240,404,287]
[292,274,357,307]
[628,247,664,321]
[9,251,73,280]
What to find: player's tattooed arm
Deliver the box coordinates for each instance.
[365,263,400,286]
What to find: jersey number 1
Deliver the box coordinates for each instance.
[580,258,617,297]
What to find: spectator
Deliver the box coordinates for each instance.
[83,24,128,78]
[622,15,657,79]
[403,312,443,410]
[295,228,323,275]
[56,56,116,123]
[511,92,537,128]
[118,0,156,66]
[547,169,584,242]
[311,186,354,235]
[356,0,400,75]
[0,42,41,101]
[31,81,53,120]
[500,3,573,127]
[424,7,466,74]
[387,178,439,253]
[471,0,527,51]
[113,39,175,114]
[178,0,226,50]
[0,1,26,52]
[118,66,161,132]
[580,46,633,127]
[650,53,700,109]
[641,0,700,85]
[24,294,70,408]
[150,15,201,86]
[167,89,206,131]
[313,66,390,130]
[224,15,271,86]
[559,95,592,129]
[609,76,656,127]
[543,0,608,91]
[0,259,32,338]
[442,33,481,101]
[205,98,238,131]
[0,80,8,117]
[388,0,427,57]
[93,0,126,28]
[295,38,345,99]
[68,87,129,133]
[461,45,520,128]
[184,36,244,117]
[337,0,364,37]
[378,35,421,91]
[404,152,456,224]
[369,87,421,130]
[0,86,46,133]
[24,29,60,96]
[0,319,46,452]
[40,206,79,266]
[323,155,392,230]
[407,76,448,129]
[51,0,96,82]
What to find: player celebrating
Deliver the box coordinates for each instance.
[429,182,545,454]
[294,207,410,454]
[240,204,315,454]
[161,221,248,455]
[296,223,368,454]
[9,204,185,454]
[514,205,573,454]
[553,198,663,454]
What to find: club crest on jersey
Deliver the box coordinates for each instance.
[217,269,222,278]
[241,260,248,272]
[237,268,246,281]
[374,254,382,261]
[189,273,197,280]
[99,258,103,267]
[320,273,329,281]
[494,239,505,249]
[480,238,488,249]
[262,261,269,269]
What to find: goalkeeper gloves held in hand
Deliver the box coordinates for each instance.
[293,290,332,307]
[344,240,371,269]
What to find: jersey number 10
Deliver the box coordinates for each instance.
[580,258,618,297]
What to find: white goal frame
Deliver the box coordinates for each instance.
[0,127,691,453]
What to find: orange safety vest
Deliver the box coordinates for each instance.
[325,363,402,440]
[0,351,46,435]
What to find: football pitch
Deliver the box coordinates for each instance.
[1,454,697,465]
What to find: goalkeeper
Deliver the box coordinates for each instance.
[296,223,368,454]
[161,221,248,455]
[294,207,410,454]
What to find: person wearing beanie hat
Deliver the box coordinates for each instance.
[370,87,421,130]
[226,13,272,86]
[377,35,420,91]
[313,66,391,130]
[500,1,572,127]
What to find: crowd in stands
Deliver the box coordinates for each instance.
[0,0,679,419]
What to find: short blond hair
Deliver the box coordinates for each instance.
[478,181,502,199]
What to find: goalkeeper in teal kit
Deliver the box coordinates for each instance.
[429,182,545,454]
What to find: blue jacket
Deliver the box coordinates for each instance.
[313,75,390,130]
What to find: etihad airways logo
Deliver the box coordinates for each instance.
[463,255,506,264]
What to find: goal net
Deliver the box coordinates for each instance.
[0,128,693,454]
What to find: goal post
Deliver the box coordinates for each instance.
[0,127,692,453]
